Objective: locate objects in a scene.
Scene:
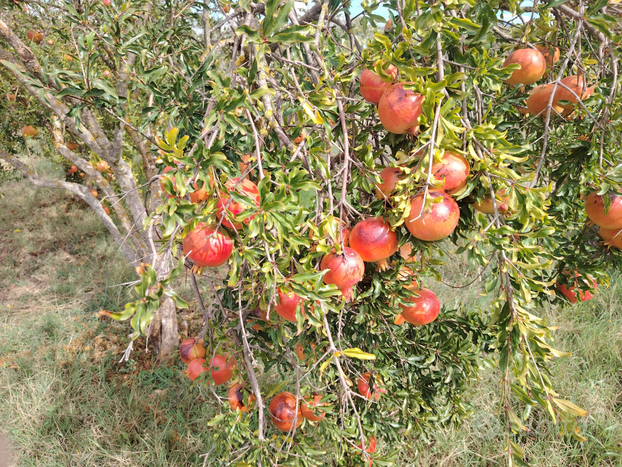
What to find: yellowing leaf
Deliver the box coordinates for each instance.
[552,397,589,417]
[342,348,376,360]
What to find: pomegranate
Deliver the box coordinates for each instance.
[384,19,392,31]
[96,160,110,173]
[554,75,594,114]
[357,372,386,401]
[274,287,305,323]
[103,70,111,78]
[22,125,38,137]
[557,271,596,304]
[473,189,510,214]
[46,39,54,46]
[7,93,15,101]
[295,343,306,360]
[228,384,256,412]
[393,314,406,325]
[375,166,404,200]
[359,63,398,104]
[27,30,35,40]
[526,83,564,117]
[293,130,307,144]
[320,248,365,302]
[400,285,440,325]
[378,83,425,135]
[300,393,326,422]
[503,48,546,86]
[535,44,560,69]
[179,338,206,364]
[209,353,235,385]
[215,177,260,229]
[187,358,207,382]
[407,191,460,241]
[33,32,43,44]
[89,189,98,198]
[428,151,470,195]
[356,435,377,453]
[66,141,79,151]
[182,223,233,268]
[349,217,398,270]
[585,192,622,229]
[269,391,302,432]
[103,0,111,5]
[160,166,208,203]
[600,227,622,249]
[68,165,78,174]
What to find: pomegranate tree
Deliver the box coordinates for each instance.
[407,191,460,241]
[378,83,425,135]
[349,217,398,270]
[360,63,398,104]
[320,248,365,302]
[182,223,233,268]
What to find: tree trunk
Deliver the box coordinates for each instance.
[150,296,178,360]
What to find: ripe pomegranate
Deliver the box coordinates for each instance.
[64,54,73,61]
[375,166,404,200]
[68,165,78,174]
[384,19,392,31]
[187,358,207,381]
[599,227,622,249]
[357,372,386,401]
[393,314,406,325]
[103,206,111,215]
[22,125,38,137]
[400,285,440,325]
[293,130,306,144]
[428,151,470,195]
[27,30,35,40]
[183,223,233,268]
[585,192,622,229]
[238,153,255,179]
[407,191,460,241]
[269,391,302,432]
[179,337,206,364]
[160,166,208,203]
[46,39,54,46]
[557,271,596,304]
[274,287,305,323]
[295,343,306,360]
[96,160,110,173]
[33,32,43,44]
[349,217,398,270]
[300,394,326,422]
[473,189,510,214]
[320,248,365,302]
[89,189,98,198]
[554,75,594,114]
[103,0,111,5]
[103,70,111,78]
[228,384,256,412]
[209,353,235,385]
[66,141,79,150]
[503,48,546,86]
[535,44,560,69]
[7,93,15,101]
[526,83,564,117]
[378,83,425,135]
[215,177,260,229]
[359,63,398,104]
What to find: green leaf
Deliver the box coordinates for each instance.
[235,25,261,43]
[544,0,569,7]
[268,26,314,44]
[263,0,294,36]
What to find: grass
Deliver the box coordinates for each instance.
[1,161,621,466]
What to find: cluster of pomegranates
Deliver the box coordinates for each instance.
[179,337,236,385]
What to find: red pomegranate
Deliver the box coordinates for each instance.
[393,314,406,325]
[66,141,79,151]
[216,177,261,229]
[378,83,425,135]
[535,44,560,69]
[473,189,510,214]
[160,166,208,203]
[209,353,235,385]
[274,287,305,323]
[269,391,302,432]
[407,191,460,241]
[360,63,398,104]
[557,271,596,304]
[356,435,377,453]
[554,75,594,114]
[228,384,256,412]
[400,285,440,325]
[349,217,398,270]
[503,48,546,86]
[429,151,470,195]
[600,227,622,249]
[357,372,386,401]
[187,358,207,382]
[22,125,39,137]
[320,248,365,302]
[183,223,233,268]
[585,192,622,229]
[375,166,404,200]
[526,83,564,117]
[96,160,110,173]
[179,338,206,364]
[68,165,78,174]
[300,394,326,422]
